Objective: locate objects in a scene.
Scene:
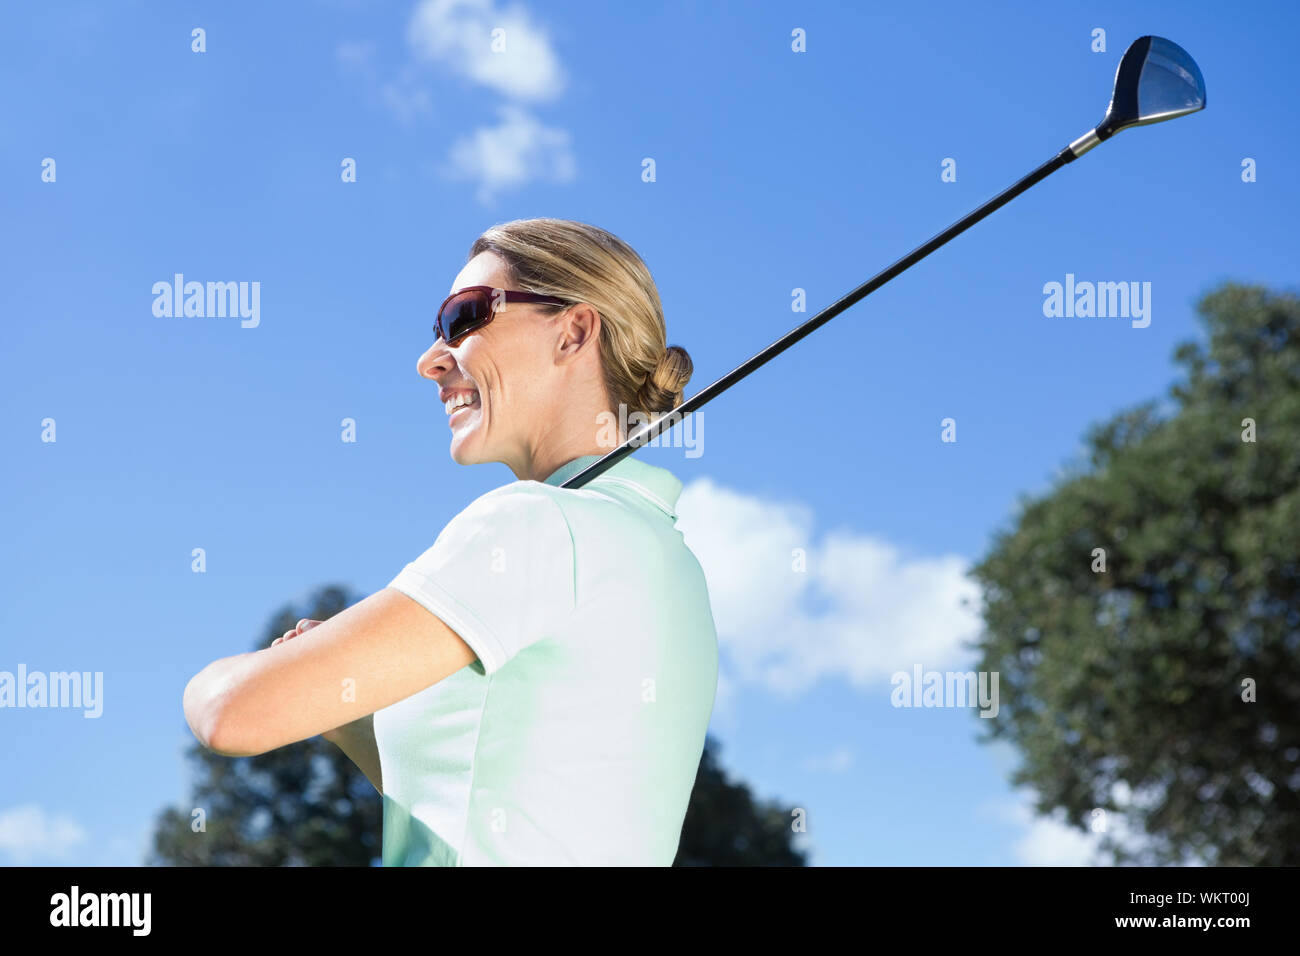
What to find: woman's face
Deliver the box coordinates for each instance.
[417,251,570,470]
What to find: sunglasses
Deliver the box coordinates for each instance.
[434,285,571,347]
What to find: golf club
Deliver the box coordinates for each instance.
[561,35,1206,490]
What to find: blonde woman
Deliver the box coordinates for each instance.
[183,218,719,866]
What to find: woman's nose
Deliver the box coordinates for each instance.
[417,339,454,381]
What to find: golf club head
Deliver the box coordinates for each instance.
[1097,35,1206,140]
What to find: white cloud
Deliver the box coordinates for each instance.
[675,477,982,695]
[0,804,88,863]
[407,0,566,101]
[979,782,1174,866]
[978,792,1102,865]
[1014,816,1100,865]
[336,42,433,126]
[337,1,576,196]
[441,104,576,203]
[381,68,436,126]
[802,747,855,773]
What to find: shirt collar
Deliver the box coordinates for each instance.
[542,454,683,519]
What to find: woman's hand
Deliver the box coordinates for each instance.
[272,617,320,647]
[272,618,362,746]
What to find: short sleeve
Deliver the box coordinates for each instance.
[386,484,576,675]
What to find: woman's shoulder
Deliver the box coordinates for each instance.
[455,475,678,555]
[450,480,572,533]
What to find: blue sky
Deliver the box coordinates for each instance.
[1,0,1295,865]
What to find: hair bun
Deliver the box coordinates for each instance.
[634,345,696,416]
[651,345,693,393]
[635,344,693,416]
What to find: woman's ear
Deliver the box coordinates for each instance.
[556,303,601,364]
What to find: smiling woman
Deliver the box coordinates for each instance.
[182,218,719,867]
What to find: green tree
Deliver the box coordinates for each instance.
[149,586,382,866]
[673,737,808,866]
[970,283,1300,865]
[151,587,806,865]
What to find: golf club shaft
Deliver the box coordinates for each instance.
[561,142,1082,490]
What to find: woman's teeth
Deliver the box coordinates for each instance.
[445,393,478,415]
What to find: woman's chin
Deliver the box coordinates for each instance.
[449,428,488,465]
[449,438,475,465]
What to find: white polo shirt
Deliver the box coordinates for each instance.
[375,454,719,865]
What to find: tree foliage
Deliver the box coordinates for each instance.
[673,738,808,866]
[151,587,805,866]
[150,587,382,866]
[970,283,1300,865]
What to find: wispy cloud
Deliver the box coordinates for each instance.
[992,796,1101,866]
[407,0,566,101]
[381,68,436,127]
[801,747,855,773]
[339,1,576,200]
[977,779,1185,866]
[0,804,88,864]
[335,42,433,127]
[441,103,576,203]
[676,478,982,695]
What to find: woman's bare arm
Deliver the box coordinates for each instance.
[183,591,475,757]
[268,619,383,793]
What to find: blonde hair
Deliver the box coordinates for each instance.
[467,218,693,422]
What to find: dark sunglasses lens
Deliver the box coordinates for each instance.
[439,291,491,343]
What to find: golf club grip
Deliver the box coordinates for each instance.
[560,144,1079,490]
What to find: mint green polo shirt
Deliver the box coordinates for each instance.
[375,454,719,866]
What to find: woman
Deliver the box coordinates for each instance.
[183,218,719,866]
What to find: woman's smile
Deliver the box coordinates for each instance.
[441,387,481,429]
